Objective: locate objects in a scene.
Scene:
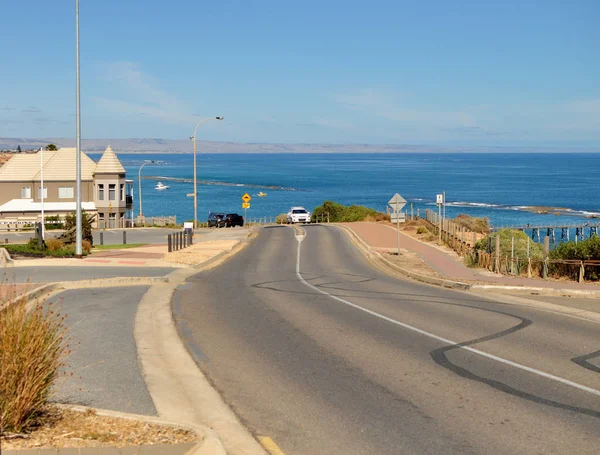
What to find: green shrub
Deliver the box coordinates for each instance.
[476,229,544,261]
[550,236,600,261]
[416,226,429,235]
[312,200,386,223]
[276,213,288,224]
[0,296,70,432]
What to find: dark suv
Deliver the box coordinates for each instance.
[208,212,226,228]
[224,213,244,227]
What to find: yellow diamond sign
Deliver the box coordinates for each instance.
[242,193,251,203]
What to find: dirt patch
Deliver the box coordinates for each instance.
[382,250,442,279]
[1,405,199,450]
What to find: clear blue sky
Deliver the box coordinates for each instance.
[1,0,598,147]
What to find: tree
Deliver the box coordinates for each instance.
[46,143,57,151]
[16,145,22,153]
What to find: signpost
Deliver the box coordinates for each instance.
[388,193,407,255]
[242,193,251,220]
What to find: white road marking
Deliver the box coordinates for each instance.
[294,229,600,398]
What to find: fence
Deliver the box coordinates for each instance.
[421,209,483,257]
[137,216,177,227]
[421,209,600,283]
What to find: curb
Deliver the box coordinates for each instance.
[470,284,600,298]
[135,236,267,455]
[0,247,13,264]
[336,224,471,290]
[58,276,170,289]
[52,403,224,455]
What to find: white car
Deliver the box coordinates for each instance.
[287,207,311,224]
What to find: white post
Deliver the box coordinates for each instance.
[396,211,400,255]
[40,146,45,239]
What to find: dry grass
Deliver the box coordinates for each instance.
[45,238,64,252]
[363,213,391,222]
[454,214,490,234]
[2,406,199,449]
[82,239,92,254]
[0,290,70,433]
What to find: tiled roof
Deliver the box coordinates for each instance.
[0,147,108,182]
[94,145,126,174]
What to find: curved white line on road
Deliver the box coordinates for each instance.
[294,229,600,398]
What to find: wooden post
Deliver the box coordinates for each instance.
[495,235,500,273]
[168,234,172,252]
[543,236,549,279]
[579,261,585,283]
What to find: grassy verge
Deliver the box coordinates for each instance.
[2,244,79,258]
[93,243,148,250]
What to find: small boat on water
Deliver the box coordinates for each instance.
[155,182,170,191]
[257,191,267,197]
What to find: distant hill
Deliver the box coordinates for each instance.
[0,137,596,154]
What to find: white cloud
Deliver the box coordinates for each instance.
[333,88,477,129]
[92,61,195,125]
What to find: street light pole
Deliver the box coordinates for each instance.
[75,0,82,257]
[138,161,151,223]
[192,116,223,229]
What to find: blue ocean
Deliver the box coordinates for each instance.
[89,152,600,228]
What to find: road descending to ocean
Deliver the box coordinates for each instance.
[174,225,600,455]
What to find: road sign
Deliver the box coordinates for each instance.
[242,202,250,209]
[388,193,407,213]
[242,193,251,203]
[390,212,406,223]
[436,193,444,205]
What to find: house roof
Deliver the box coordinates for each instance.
[0,146,123,182]
[0,198,96,213]
[94,145,126,174]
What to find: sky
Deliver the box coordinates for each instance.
[1,0,599,147]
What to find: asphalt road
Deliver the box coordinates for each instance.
[1,266,174,283]
[174,224,600,455]
[49,286,156,415]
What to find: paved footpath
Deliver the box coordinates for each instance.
[3,228,257,455]
[343,222,600,291]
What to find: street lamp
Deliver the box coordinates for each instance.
[75,0,82,257]
[191,116,223,228]
[138,160,155,224]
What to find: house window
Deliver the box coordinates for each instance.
[21,186,31,198]
[98,184,104,200]
[58,187,74,199]
[37,186,47,199]
[120,184,125,201]
[99,213,105,222]
[109,184,116,201]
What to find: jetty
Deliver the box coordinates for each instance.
[491,223,600,243]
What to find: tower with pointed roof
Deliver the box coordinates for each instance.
[93,146,130,228]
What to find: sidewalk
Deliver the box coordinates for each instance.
[2,227,259,455]
[342,222,600,292]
